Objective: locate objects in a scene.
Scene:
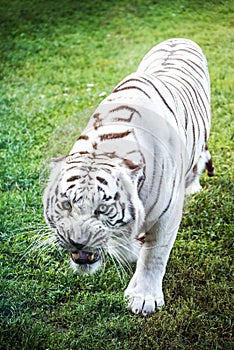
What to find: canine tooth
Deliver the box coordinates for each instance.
[88,253,94,262]
[71,252,79,260]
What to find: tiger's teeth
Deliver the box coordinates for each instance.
[71,252,80,260]
[88,253,95,262]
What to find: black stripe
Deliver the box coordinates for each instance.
[158,173,176,219]
[173,47,203,60]
[99,130,131,141]
[67,175,81,182]
[57,231,69,246]
[171,58,205,75]
[55,185,59,196]
[144,46,203,62]
[172,74,208,141]
[96,176,108,185]
[67,166,79,171]
[147,161,164,217]
[54,209,61,215]
[108,213,125,227]
[141,76,177,121]
[148,147,157,196]
[113,85,151,99]
[113,78,151,99]
[166,71,209,121]
[156,65,209,102]
[108,212,118,219]
[185,144,196,176]
[46,197,51,212]
[95,162,115,169]
[114,192,120,200]
[129,202,136,221]
[110,105,142,122]
[163,76,201,140]
[67,184,76,191]
[66,160,87,165]
[78,135,89,140]
[114,77,149,90]
[161,79,193,136]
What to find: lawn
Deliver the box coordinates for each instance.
[0,0,233,349]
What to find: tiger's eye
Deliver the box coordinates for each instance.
[62,201,72,211]
[97,204,108,213]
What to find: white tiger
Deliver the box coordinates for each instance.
[43,38,214,315]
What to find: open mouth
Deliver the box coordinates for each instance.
[70,250,101,265]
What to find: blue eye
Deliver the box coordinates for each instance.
[97,204,108,213]
[62,201,72,211]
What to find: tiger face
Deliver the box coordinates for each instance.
[43,153,145,274]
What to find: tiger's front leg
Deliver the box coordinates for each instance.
[124,223,179,316]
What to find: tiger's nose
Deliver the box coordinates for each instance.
[69,238,86,250]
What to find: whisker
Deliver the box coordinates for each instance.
[108,251,126,283]
[113,248,133,276]
[117,237,140,260]
[99,248,107,277]
[6,223,49,236]
[108,235,139,270]
[20,231,57,262]
[100,243,124,280]
[106,236,136,281]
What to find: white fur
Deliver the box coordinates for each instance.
[44,39,212,316]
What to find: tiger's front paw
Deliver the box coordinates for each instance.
[124,288,164,316]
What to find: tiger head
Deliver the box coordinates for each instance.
[43,153,145,274]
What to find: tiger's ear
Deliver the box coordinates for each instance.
[47,156,67,181]
[43,156,67,196]
[50,155,67,168]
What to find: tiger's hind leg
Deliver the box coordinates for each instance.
[185,145,214,195]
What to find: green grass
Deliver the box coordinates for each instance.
[0,0,233,349]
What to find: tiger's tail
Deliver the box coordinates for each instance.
[185,144,214,195]
[205,144,215,177]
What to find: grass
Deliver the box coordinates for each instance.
[0,0,233,349]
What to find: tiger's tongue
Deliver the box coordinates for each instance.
[77,251,89,260]
[71,251,89,263]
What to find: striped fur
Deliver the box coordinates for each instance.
[43,38,214,314]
